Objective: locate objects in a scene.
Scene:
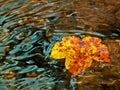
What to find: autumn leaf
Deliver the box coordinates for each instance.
[50,35,110,76]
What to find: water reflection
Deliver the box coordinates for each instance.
[0,0,120,90]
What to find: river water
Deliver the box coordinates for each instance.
[0,0,120,90]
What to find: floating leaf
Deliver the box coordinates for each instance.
[50,35,110,76]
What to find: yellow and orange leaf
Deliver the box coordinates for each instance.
[50,35,110,76]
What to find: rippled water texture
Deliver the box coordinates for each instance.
[0,0,120,90]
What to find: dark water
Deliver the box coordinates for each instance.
[0,0,120,90]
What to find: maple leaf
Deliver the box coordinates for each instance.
[50,35,110,76]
